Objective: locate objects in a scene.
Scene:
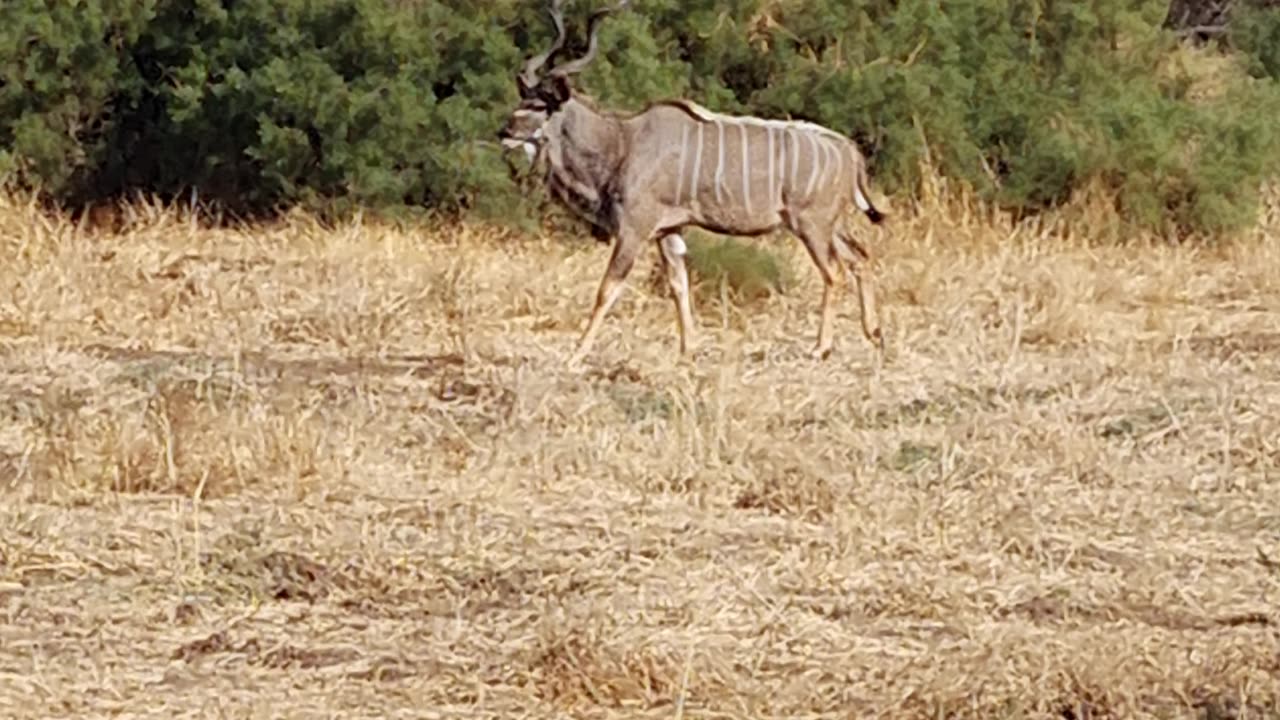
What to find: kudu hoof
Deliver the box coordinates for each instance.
[870,330,887,361]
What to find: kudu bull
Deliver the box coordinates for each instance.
[498,0,887,363]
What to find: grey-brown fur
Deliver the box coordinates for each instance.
[499,0,886,362]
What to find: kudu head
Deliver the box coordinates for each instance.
[498,0,628,161]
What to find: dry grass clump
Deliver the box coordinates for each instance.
[1,184,1279,718]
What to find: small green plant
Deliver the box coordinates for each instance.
[885,441,941,473]
[684,233,791,304]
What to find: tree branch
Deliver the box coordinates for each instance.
[1175,23,1230,37]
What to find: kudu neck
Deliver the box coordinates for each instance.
[539,96,626,237]
[555,98,625,175]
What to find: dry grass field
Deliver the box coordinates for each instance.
[1,184,1279,719]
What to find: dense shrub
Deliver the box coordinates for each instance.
[1,0,1278,236]
[0,0,536,218]
[0,1,155,201]
[1232,2,1280,79]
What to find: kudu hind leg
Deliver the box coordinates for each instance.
[835,229,884,353]
[658,233,695,355]
[571,231,646,364]
[791,221,840,360]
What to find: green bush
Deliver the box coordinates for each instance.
[1,0,538,219]
[0,1,155,201]
[1232,3,1280,80]
[1,0,1278,236]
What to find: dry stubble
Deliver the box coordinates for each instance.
[1,190,1278,718]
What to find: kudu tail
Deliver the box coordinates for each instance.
[853,161,885,225]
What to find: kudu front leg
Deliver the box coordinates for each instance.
[569,231,645,365]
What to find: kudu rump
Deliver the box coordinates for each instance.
[499,0,887,363]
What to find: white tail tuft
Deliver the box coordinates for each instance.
[855,185,871,212]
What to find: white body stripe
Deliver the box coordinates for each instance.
[766,125,775,202]
[789,128,799,192]
[829,134,839,184]
[818,136,830,190]
[675,123,689,204]
[714,120,725,203]
[740,123,752,213]
[691,122,704,207]
[821,137,835,187]
[773,125,783,193]
[806,132,821,197]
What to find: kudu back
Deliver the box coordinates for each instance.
[498,0,887,363]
